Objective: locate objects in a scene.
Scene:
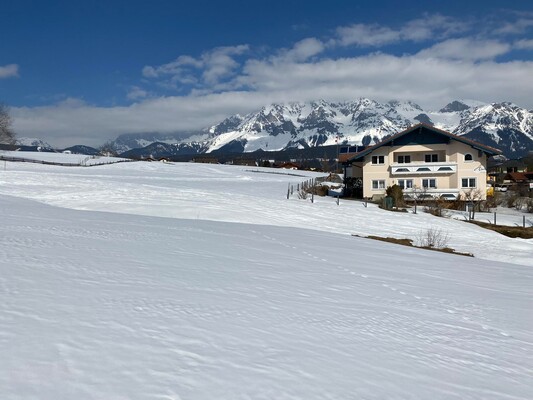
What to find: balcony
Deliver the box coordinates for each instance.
[390,162,457,175]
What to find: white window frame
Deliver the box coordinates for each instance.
[461,177,476,188]
[372,180,386,190]
[425,153,439,163]
[397,179,413,189]
[422,178,437,189]
[371,155,385,165]
[464,153,473,162]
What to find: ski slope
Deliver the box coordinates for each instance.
[0,156,532,399]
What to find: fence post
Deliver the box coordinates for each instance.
[287,183,290,199]
[337,195,340,205]
[524,215,526,228]
[311,192,314,203]
[494,211,497,226]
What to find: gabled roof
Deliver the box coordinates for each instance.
[505,172,530,182]
[347,123,501,162]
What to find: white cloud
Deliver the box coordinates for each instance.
[417,38,511,61]
[126,86,149,100]
[0,64,19,79]
[336,24,400,47]
[56,97,87,108]
[236,52,533,109]
[335,14,469,47]
[495,17,533,35]
[279,38,325,62]
[514,39,533,50]
[141,65,158,78]
[12,92,269,147]
[143,45,249,88]
[402,14,468,41]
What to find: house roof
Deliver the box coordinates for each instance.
[347,123,501,163]
[505,172,530,182]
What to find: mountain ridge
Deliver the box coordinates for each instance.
[103,99,533,159]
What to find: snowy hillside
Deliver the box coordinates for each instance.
[0,159,532,399]
[0,156,531,265]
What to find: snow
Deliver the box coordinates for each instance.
[448,207,533,228]
[15,137,54,148]
[1,157,530,266]
[0,157,532,399]
[0,150,128,165]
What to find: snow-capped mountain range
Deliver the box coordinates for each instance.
[109,99,533,158]
[15,137,54,149]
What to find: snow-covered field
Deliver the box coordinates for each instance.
[0,150,127,165]
[0,155,532,399]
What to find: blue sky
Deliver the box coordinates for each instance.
[1,0,532,146]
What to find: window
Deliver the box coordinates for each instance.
[397,179,413,189]
[417,167,431,172]
[464,153,473,162]
[461,178,476,188]
[438,166,453,171]
[397,155,411,163]
[425,154,438,163]
[372,180,386,190]
[395,168,409,172]
[372,155,385,165]
[422,178,437,188]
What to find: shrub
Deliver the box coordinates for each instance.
[484,194,500,210]
[514,197,525,211]
[385,184,404,209]
[506,192,520,208]
[314,185,329,197]
[416,228,450,249]
[526,198,533,213]
[424,197,450,217]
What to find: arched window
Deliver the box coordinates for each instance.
[465,153,473,162]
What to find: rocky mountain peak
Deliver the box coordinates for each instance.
[439,101,471,113]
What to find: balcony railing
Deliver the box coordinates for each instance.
[390,162,457,175]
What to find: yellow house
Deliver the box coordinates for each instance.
[345,124,501,200]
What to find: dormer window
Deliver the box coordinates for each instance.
[465,153,473,162]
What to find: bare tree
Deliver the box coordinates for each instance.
[0,103,16,145]
[98,141,119,157]
[410,185,427,214]
[463,188,484,219]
